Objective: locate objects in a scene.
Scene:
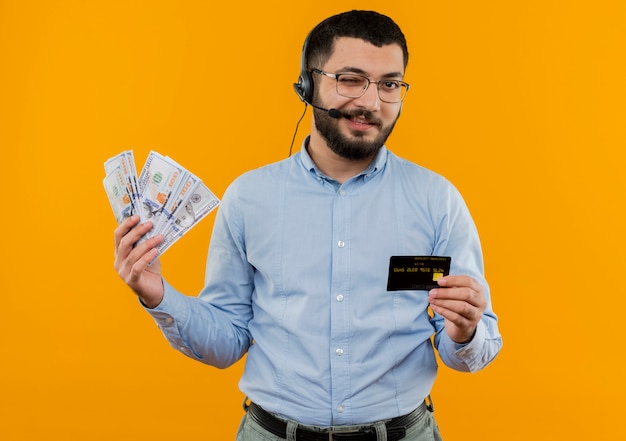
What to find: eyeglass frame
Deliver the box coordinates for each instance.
[310,68,410,103]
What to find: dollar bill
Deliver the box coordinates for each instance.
[103,150,220,259]
[156,182,220,256]
[153,173,201,235]
[104,151,139,217]
[103,166,134,223]
[137,151,187,235]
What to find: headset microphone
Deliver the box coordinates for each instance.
[292,78,343,119]
[306,101,344,119]
[327,108,343,119]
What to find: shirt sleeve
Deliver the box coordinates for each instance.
[435,317,502,373]
[430,180,503,372]
[142,182,254,369]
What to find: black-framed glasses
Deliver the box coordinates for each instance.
[311,69,410,103]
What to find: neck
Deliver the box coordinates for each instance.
[307,132,375,184]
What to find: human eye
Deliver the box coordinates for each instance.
[337,74,366,86]
[380,80,401,91]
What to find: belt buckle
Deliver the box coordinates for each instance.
[327,427,375,440]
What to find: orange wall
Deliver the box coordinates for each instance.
[1,1,624,439]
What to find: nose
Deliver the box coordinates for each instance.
[353,81,381,111]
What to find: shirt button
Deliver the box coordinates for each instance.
[335,348,344,356]
[164,317,174,324]
[337,241,345,248]
[336,294,344,302]
[339,189,347,196]
[337,405,345,413]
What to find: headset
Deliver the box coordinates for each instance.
[288,26,342,157]
[293,29,315,104]
[293,28,343,119]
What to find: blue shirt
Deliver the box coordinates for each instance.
[146,142,502,426]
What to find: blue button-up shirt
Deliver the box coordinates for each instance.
[147,142,502,426]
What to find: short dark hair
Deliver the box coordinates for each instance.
[305,10,409,71]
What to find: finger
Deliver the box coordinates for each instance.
[431,277,486,309]
[116,220,154,261]
[431,291,487,318]
[429,285,476,305]
[114,223,158,278]
[430,297,482,323]
[117,236,163,297]
[429,302,473,327]
[430,302,477,343]
[436,275,482,292]
[126,247,160,286]
[114,215,141,248]
[117,232,162,274]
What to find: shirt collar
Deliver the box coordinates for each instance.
[299,136,388,184]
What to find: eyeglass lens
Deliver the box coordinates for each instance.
[336,74,407,103]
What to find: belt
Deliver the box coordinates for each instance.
[246,401,429,441]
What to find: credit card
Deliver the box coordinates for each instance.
[386,256,451,291]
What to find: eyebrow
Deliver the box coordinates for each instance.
[337,66,404,79]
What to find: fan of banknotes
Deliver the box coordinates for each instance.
[103,150,220,258]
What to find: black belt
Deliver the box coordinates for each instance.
[246,401,429,441]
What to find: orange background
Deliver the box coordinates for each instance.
[1,1,624,439]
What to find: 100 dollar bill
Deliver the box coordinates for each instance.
[103,150,220,260]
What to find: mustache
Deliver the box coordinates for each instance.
[340,109,382,126]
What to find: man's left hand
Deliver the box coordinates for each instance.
[428,275,487,344]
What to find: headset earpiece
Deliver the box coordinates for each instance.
[294,30,314,103]
[294,71,313,103]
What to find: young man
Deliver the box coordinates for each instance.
[114,10,502,440]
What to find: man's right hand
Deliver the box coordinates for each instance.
[114,215,165,309]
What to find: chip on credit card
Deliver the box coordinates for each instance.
[386,256,451,291]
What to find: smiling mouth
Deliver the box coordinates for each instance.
[343,111,380,129]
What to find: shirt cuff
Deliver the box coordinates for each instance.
[452,320,487,372]
[438,320,488,373]
[139,279,196,356]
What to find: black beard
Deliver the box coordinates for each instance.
[313,107,397,161]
